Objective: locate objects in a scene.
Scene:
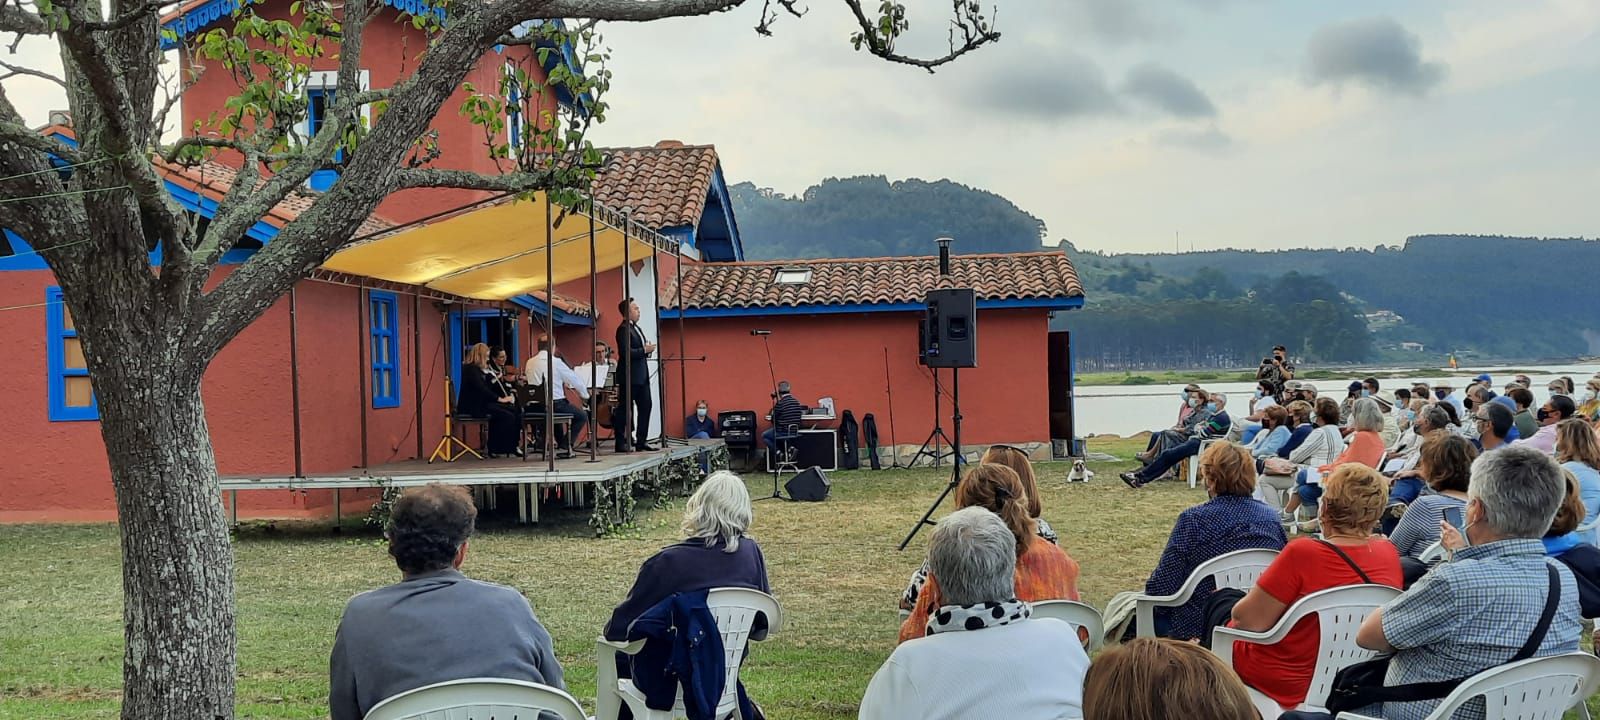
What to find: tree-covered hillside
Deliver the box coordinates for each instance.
[727,174,1598,364]
[729,177,1046,259]
[1102,236,1600,359]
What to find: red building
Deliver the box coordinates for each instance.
[658,253,1085,466]
[0,0,1084,523]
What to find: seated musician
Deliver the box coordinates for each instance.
[763,381,804,450]
[686,400,717,440]
[523,338,589,457]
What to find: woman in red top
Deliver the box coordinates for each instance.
[1224,464,1401,710]
[899,463,1080,643]
[1283,396,1388,529]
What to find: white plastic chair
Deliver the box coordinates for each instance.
[1187,438,1229,488]
[596,587,782,720]
[363,678,588,720]
[1132,548,1280,638]
[1211,584,1400,718]
[1334,652,1600,720]
[1418,540,1445,564]
[1031,599,1106,651]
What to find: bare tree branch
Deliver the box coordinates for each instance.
[535,0,747,22]
[0,116,83,164]
[79,0,179,32]
[0,58,66,87]
[842,0,999,73]
[392,166,559,192]
[151,63,204,140]
[755,0,804,37]
[0,2,46,36]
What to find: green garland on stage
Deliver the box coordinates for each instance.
[588,450,723,535]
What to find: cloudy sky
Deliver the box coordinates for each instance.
[5,0,1596,254]
[585,0,1600,253]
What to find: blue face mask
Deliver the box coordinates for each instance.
[1205,402,1218,413]
[1187,397,1200,408]
[1254,389,1264,399]
[1361,389,1371,398]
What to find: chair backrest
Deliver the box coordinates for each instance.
[705,587,784,716]
[1030,599,1105,651]
[1424,652,1600,720]
[1283,584,1402,708]
[1419,541,1445,564]
[1184,548,1280,602]
[363,678,587,720]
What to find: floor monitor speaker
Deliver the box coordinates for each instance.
[785,466,830,502]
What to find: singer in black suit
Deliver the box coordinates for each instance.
[614,297,656,452]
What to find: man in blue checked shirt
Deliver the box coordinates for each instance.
[1355,447,1581,720]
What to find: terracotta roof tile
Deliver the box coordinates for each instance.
[663,251,1084,310]
[157,160,396,238]
[524,290,594,319]
[591,142,718,230]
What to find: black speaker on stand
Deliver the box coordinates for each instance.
[900,237,979,550]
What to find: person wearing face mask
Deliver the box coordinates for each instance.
[1577,378,1600,423]
[1140,387,1212,462]
[1507,387,1540,441]
[1433,382,1467,424]
[685,400,717,440]
[1238,381,1280,444]
[1514,394,1576,455]
[1125,394,1232,488]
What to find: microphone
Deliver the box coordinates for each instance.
[750,329,772,336]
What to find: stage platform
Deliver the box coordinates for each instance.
[218,439,724,524]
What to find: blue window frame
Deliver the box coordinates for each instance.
[307,87,340,191]
[46,286,98,421]
[507,82,524,151]
[369,291,401,409]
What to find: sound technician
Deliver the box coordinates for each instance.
[764,381,805,451]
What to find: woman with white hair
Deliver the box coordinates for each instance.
[602,470,769,639]
[861,507,1089,720]
[1282,396,1388,533]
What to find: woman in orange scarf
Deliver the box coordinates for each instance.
[899,463,1081,643]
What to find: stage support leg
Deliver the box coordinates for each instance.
[230,491,239,527]
[518,483,527,524]
[334,489,342,528]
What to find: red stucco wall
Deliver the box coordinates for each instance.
[1,268,454,523]
[175,3,559,226]
[656,309,1052,448]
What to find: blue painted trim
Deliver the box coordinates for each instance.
[663,226,695,250]
[509,294,593,327]
[162,0,441,50]
[369,290,401,409]
[0,229,49,270]
[45,286,98,422]
[660,296,1086,319]
[709,165,744,261]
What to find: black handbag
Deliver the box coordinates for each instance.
[1323,564,1561,714]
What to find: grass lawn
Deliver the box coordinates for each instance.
[2,436,1593,718]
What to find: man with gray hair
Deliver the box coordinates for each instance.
[859,507,1088,719]
[1355,447,1581,720]
[762,380,804,455]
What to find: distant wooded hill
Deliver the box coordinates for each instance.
[729,177,1046,259]
[1079,236,1600,361]
[727,176,1599,365]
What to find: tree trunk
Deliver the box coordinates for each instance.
[95,342,236,720]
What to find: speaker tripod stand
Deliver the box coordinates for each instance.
[899,367,963,550]
[908,368,957,467]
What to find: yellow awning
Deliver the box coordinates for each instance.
[322,192,670,301]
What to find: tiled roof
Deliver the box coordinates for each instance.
[524,290,594,319]
[158,160,396,238]
[663,251,1084,311]
[591,142,718,230]
[37,125,396,238]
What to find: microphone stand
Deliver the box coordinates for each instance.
[755,332,788,502]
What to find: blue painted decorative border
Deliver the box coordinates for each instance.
[369,290,401,408]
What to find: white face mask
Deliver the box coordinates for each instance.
[1585,390,1598,403]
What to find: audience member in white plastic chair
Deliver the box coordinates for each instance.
[1354,447,1583,720]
